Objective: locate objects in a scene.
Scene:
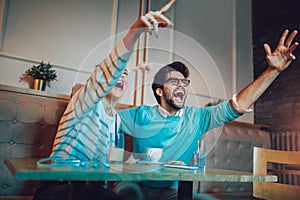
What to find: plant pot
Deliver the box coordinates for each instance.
[34,79,46,91]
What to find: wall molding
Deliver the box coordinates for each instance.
[0,50,90,74]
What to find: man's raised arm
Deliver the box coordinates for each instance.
[232,29,298,113]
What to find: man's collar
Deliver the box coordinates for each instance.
[157,105,183,118]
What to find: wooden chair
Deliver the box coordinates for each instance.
[253,147,300,200]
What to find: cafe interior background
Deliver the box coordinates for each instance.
[0,0,299,148]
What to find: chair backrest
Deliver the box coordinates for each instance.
[253,147,300,200]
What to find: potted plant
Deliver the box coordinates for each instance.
[25,61,57,91]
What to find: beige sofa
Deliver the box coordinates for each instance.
[0,84,271,199]
[195,122,271,199]
[0,84,69,200]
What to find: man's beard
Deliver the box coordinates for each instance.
[164,92,186,110]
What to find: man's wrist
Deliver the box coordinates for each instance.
[231,94,253,113]
[269,66,283,73]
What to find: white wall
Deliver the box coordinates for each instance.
[0,0,253,122]
[0,0,117,93]
[169,0,253,122]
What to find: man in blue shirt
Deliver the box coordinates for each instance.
[114,29,298,200]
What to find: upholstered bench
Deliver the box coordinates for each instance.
[194,122,271,199]
[0,84,69,199]
[0,84,271,200]
[0,84,130,199]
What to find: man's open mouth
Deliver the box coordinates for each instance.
[173,89,185,100]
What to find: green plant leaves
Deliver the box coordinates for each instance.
[25,61,57,81]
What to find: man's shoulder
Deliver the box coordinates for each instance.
[182,105,214,116]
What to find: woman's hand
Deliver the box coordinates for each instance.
[130,11,173,38]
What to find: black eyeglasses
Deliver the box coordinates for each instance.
[165,77,190,87]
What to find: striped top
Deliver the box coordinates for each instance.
[50,40,132,165]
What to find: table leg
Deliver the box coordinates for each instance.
[178,181,193,200]
[70,181,86,200]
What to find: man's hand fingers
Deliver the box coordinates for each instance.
[264,43,272,56]
[277,29,289,48]
[285,30,298,47]
[288,42,298,60]
[289,42,299,53]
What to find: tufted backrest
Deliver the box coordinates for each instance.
[195,122,271,193]
[0,85,69,196]
[0,84,133,197]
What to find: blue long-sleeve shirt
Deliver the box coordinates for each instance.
[117,101,242,188]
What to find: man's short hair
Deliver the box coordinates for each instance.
[151,61,190,104]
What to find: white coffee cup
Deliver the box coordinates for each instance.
[108,147,124,162]
[146,148,163,162]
